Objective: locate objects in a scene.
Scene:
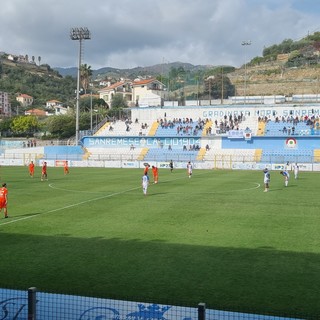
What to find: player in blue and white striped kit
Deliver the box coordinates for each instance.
[263,168,270,192]
[280,170,290,187]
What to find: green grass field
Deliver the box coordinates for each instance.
[0,165,319,318]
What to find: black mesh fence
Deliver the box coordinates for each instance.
[0,287,315,320]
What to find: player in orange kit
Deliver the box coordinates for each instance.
[29,161,35,178]
[143,163,150,175]
[0,183,8,218]
[41,161,48,181]
[152,165,159,184]
[64,161,69,175]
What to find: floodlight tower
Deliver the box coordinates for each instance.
[70,27,91,145]
[241,40,251,104]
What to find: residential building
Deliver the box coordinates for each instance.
[0,91,11,116]
[25,108,47,116]
[131,78,167,107]
[16,94,33,107]
[98,78,167,108]
[46,99,62,109]
[98,81,132,107]
[53,105,68,115]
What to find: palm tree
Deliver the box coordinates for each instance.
[80,64,92,94]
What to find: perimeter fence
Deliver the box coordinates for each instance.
[0,287,316,320]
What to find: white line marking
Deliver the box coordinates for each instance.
[0,171,261,226]
[0,186,140,226]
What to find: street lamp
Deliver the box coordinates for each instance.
[241,40,251,104]
[70,27,91,145]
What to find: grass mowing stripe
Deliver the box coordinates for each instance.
[0,166,319,318]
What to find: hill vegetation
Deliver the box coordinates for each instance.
[0,58,76,110]
[0,32,320,138]
[1,31,320,106]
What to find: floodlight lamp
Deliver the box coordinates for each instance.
[70,27,91,40]
[241,40,251,46]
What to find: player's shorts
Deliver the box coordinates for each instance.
[0,200,7,209]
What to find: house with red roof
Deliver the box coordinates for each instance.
[25,108,47,116]
[98,78,167,107]
[16,94,33,107]
[98,81,132,107]
[46,99,62,109]
[131,78,167,107]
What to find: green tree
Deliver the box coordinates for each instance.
[203,74,235,99]
[80,96,108,112]
[107,94,128,119]
[45,114,75,138]
[80,64,92,94]
[0,118,13,136]
[111,93,128,109]
[11,116,40,136]
[10,99,22,115]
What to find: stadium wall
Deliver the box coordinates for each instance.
[1,103,320,170]
[131,103,320,122]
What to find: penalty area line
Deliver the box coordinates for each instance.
[0,185,140,227]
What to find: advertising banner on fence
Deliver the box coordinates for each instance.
[0,288,299,320]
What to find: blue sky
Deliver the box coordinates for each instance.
[286,0,320,14]
[0,0,319,70]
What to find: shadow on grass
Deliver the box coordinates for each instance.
[0,232,318,319]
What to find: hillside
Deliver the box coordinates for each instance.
[54,62,213,79]
[55,62,320,98]
[0,58,76,107]
[2,33,320,107]
[229,62,320,96]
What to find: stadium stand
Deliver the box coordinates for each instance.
[43,146,84,160]
[144,148,199,162]
[94,119,152,137]
[264,121,315,136]
[260,149,314,163]
[85,147,143,161]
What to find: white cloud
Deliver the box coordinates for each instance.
[0,0,319,69]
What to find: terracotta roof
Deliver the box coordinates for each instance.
[25,109,46,116]
[101,81,127,91]
[132,79,156,86]
[18,94,33,98]
[81,93,100,99]
[47,99,61,103]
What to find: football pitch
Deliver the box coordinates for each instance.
[0,165,319,318]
